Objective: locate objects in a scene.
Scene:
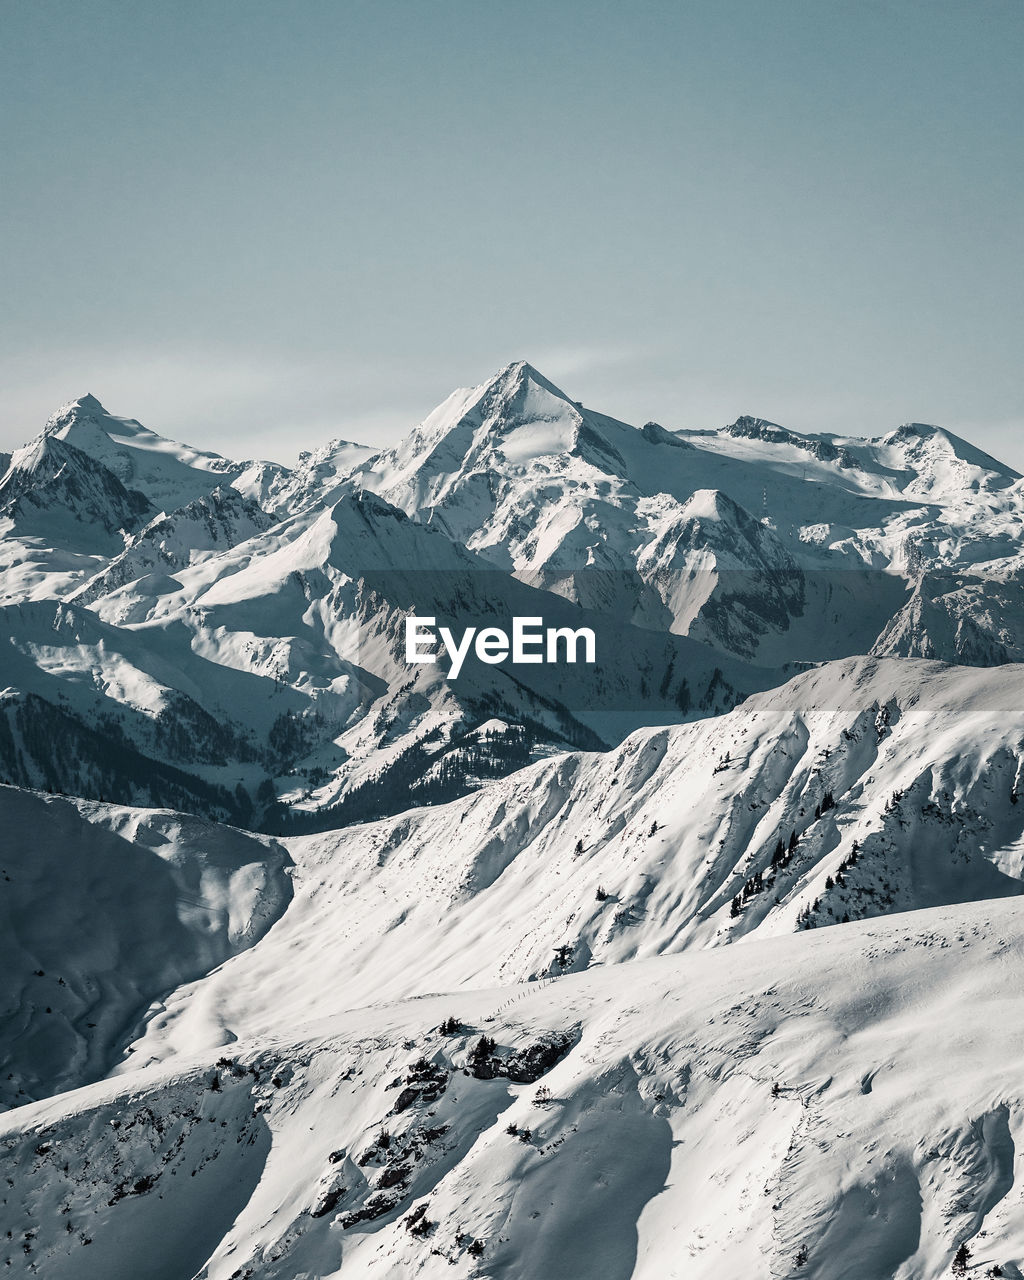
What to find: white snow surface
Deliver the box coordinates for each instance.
[3,898,1024,1279]
[114,655,1024,1066]
[1,656,1024,1272]
[3,366,1024,1276]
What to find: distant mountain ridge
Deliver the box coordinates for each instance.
[2,365,1023,826]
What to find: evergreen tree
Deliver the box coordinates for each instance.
[469,1035,495,1065]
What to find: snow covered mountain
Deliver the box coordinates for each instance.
[2,366,1024,1276]
[104,655,1024,1071]
[355,362,1024,666]
[0,787,291,1110]
[3,656,1024,1275]
[42,394,249,511]
[71,487,275,606]
[3,366,1023,827]
[0,434,154,552]
[4,875,1024,1277]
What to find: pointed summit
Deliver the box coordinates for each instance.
[0,432,154,549]
[485,359,576,404]
[418,359,581,453]
[37,394,243,509]
[356,359,589,503]
[72,392,106,414]
[880,421,1021,489]
[45,393,111,433]
[372,357,624,481]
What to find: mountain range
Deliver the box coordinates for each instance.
[3,362,1021,828]
[2,363,1024,1277]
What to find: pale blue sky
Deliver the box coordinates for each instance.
[2,0,1022,466]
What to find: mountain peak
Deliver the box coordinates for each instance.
[891,421,940,438]
[0,431,154,546]
[726,414,783,435]
[881,422,1021,481]
[72,392,107,414]
[682,487,744,522]
[368,361,582,479]
[724,415,854,467]
[486,358,576,401]
[45,393,111,432]
[31,395,247,510]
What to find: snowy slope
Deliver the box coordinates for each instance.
[8,652,1019,1109]
[106,655,1024,1073]
[0,434,154,551]
[71,487,274,607]
[0,786,291,1109]
[3,899,1024,1279]
[43,396,244,512]
[3,369,1024,1277]
[0,436,157,606]
[0,480,786,827]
